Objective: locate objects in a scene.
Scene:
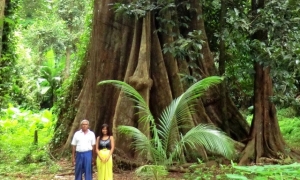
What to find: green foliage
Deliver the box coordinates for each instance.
[278,119,300,148]
[184,162,230,180]
[19,17,68,56]
[0,105,60,180]
[245,107,300,148]
[277,107,298,119]
[135,165,168,180]
[13,45,64,109]
[219,1,253,109]
[98,76,235,178]
[184,160,300,180]
[249,0,300,109]
[111,0,170,19]
[0,104,58,176]
[227,161,300,179]
[163,30,205,84]
[56,0,89,31]
[38,49,64,108]
[202,0,300,110]
[1,0,92,110]
[163,30,204,61]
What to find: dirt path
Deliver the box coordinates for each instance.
[54,171,139,180]
[54,171,184,180]
[52,159,140,180]
[52,159,184,180]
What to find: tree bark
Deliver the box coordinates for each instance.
[186,0,249,140]
[51,0,249,160]
[0,0,5,56]
[64,46,71,79]
[219,0,229,135]
[239,63,300,164]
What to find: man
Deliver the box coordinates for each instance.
[71,119,96,180]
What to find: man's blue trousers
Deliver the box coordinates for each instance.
[75,151,92,180]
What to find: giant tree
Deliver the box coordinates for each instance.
[51,0,250,160]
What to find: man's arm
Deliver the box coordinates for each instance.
[92,144,96,164]
[91,132,96,164]
[72,145,76,166]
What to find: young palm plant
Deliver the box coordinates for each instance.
[98,76,235,178]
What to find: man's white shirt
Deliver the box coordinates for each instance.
[71,129,96,152]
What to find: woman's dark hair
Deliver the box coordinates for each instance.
[99,123,111,137]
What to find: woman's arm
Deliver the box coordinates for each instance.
[96,136,100,157]
[104,136,114,162]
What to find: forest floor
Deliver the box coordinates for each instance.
[0,158,185,180]
[51,159,185,180]
[4,157,300,179]
[14,158,185,180]
[52,159,141,180]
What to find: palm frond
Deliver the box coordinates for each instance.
[118,125,152,156]
[158,98,183,152]
[182,76,223,103]
[170,124,235,160]
[149,147,168,164]
[118,125,167,163]
[98,80,154,124]
[151,124,166,160]
[172,76,223,123]
[157,76,223,154]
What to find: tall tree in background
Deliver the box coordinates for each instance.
[56,0,91,79]
[0,0,18,108]
[239,0,300,164]
[51,0,250,159]
[219,0,229,135]
[0,0,5,56]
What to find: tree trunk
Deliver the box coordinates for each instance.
[239,0,300,165]
[0,0,5,56]
[0,0,16,108]
[186,0,249,140]
[51,0,249,160]
[64,46,71,79]
[239,63,300,164]
[219,0,229,135]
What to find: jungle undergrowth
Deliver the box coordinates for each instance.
[1,105,300,179]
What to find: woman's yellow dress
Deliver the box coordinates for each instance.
[97,149,113,180]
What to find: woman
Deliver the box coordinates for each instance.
[96,124,115,180]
